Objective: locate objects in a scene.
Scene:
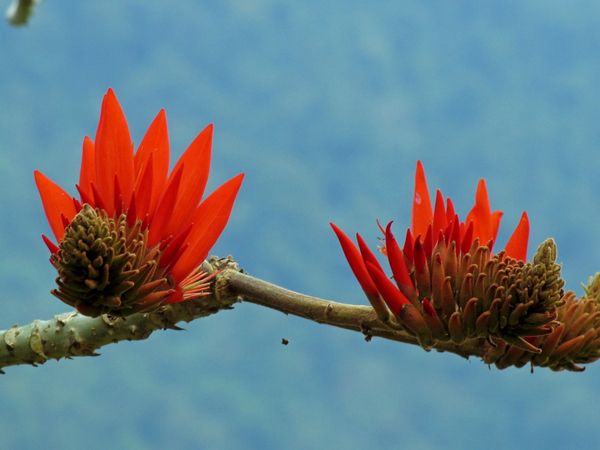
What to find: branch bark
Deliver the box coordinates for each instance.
[220,269,490,360]
[6,0,42,26]
[0,256,241,372]
[0,256,498,372]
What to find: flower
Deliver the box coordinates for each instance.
[35,89,244,317]
[332,161,563,350]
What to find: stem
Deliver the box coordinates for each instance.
[6,0,42,26]
[0,257,492,372]
[0,256,239,372]
[219,269,489,360]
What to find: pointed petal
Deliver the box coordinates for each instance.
[34,171,77,243]
[412,161,433,240]
[78,136,95,202]
[403,228,414,263]
[491,210,503,243]
[385,222,414,289]
[134,109,170,219]
[162,124,213,239]
[134,153,154,220]
[94,88,135,216]
[504,212,529,261]
[365,261,410,315]
[331,223,378,296]
[432,190,447,236]
[357,233,385,274]
[159,223,193,270]
[445,198,456,224]
[147,164,184,247]
[169,173,244,283]
[461,221,474,255]
[42,234,59,254]
[466,179,494,244]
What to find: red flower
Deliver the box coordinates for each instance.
[35,89,244,317]
[409,160,529,262]
[332,161,531,333]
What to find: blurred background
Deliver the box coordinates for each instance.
[2,1,600,449]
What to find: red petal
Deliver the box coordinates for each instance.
[34,171,77,243]
[94,88,135,216]
[78,136,95,202]
[134,109,170,219]
[466,179,495,245]
[127,192,137,228]
[412,161,433,240]
[445,198,456,226]
[331,223,378,296]
[423,224,434,259]
[169,173,244,283]
[356,233,385,274]
[134,153,154,220]
[450,214,461,253]
[42,234,59,254]
[432,190,447,237]
[91,182,107,212]
[385,222,414,289]
[159,223,193,270]
[162,124,213,239]
[504,212,529,261]
[491,210,503,243]
[365,261,410,315]
[147,163,184,247]
[422,298,437,317]
[461,221,474,255]
[414,237,427,272]
[403,228,414,263]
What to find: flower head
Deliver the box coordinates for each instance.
[35,89,244,317]
[332,161,563,350]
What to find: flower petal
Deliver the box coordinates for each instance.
[169,173,244,283]
[385,222,414,289]
[365,261,410,315]
[34,170,77,243]
[357,233,385,274]
[134,153,154,220]
[134,109,170,219]
[78,136,95,202]
[504,212,529,261]
[147,163,184,247]
[94,88,135,216]
[466,179,494,245]
[162,124,213,239]
[331,224,378,296]
[412,161,433,240]
[432,189,447,237]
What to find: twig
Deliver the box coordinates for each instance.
[0,256,240,372]
[221,269,489,360]
[6,0,42,26]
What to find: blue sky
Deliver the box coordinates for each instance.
[2,1,600,449]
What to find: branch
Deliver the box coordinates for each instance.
[3,255,599,373]
[6,0,42,26]
[0,256,240,372]
[220,269,489,360]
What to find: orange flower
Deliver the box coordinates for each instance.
[333,161,529,315]
[409,161,529,263]
[330,161,558,352]
[35,89,244,317]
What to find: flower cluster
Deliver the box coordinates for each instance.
[36,89,243,317]
[332,161,564,352]
[484,274,600,372]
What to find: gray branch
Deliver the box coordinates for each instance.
[6,0,42,26]
[0,256,241,372]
